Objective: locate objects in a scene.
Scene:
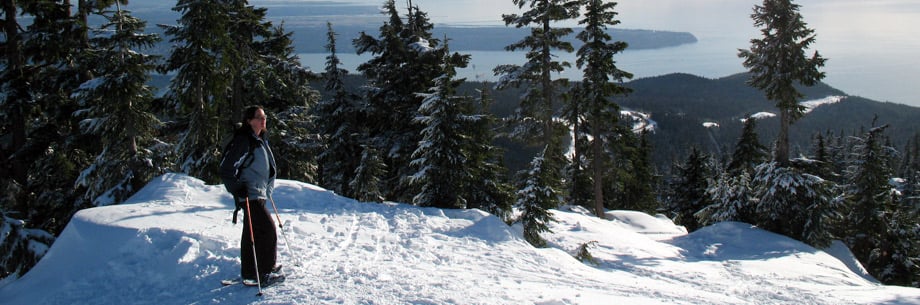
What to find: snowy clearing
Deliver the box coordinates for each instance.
[1,173,918,305]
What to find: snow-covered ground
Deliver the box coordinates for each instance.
[801,96,846,114]
[1,173,918,304]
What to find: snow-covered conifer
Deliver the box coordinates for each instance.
[351,145,387,203]
[353,0,450,202]
[73,7,162,206]
[316,22,367,197]
[406,41,473,209]
[752,161,838,247]
[738,0,826,165]
[516,146,562,247]
[0,212,54,279]
[666,148,712,232]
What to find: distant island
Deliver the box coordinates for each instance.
[290,25,698,54]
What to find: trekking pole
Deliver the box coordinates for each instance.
[244,198,264,296]
[269,195,302,268]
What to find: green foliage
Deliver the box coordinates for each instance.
[726,118,769,175]
[0,212,55,279]
[574,240,600,265]
[353,0,454,202]
[738,0,826,164]
[665,147,712,232]
[73,8,163,206]
[516,146,563,247]
[406,43,473,209]
[751,161,839,248]
[316,22,368,197]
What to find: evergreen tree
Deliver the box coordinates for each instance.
[808,131,839,182]
[256,23,322,183]
[465,88,514,221]
[666,147,711,232]
[751,161,838,247]
[353,0,449,202]
[878,207,920,286]
[701,170,755,227]
[738,0,826,166]
[351,145,387,203]
[571,0,634,217]
[610,128,658,214]
[406,41,473,209]
[726,117,768,175]
[159,0,237,182]
[496,0,581,153]
[316,22,367,197]
[160,0,317,183]
[902,134,920,210]
[0,0,98,279]
[72,5,163,206]
[516,146,561,247]
[842,125,910,282]
[0,211,54,279]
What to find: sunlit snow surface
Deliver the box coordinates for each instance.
[1,173,918,305]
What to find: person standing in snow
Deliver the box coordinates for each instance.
[220,105,280,283]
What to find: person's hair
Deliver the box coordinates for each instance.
[237,105,265,134]
[242,105,264,123]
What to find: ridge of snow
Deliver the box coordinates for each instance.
[1,173,918,304]
[802,95,846,114]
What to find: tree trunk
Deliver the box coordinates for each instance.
[774,108,791,167]
[4,0,28,184]
[592,126,605,219]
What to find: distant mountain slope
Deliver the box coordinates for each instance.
[615,73,920,168]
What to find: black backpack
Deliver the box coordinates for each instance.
[220,133,257,224]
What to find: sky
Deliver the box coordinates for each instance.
[1,173,919,304]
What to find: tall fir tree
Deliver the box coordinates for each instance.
[842,125,906,282]
[255,23,321,184]
[571,0,634,218]
[72,5,163,206]
[353,0,449,202]
[406,41,473,209]
[159,0,237,182]
[0,0,100,279]
[316,22,367,197]
[496,0,580,154]
[160,0,317,183]
[738,0,826,166]
[497,0,581,232]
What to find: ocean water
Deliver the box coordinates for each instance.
[287,0,920,107]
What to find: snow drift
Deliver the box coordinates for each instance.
[1,173,918,304]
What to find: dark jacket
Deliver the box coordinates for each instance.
[220,128,277,205]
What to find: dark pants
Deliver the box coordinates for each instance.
[240,199,277,279]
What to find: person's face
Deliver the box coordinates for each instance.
[248,108,267,135]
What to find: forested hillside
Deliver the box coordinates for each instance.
[307,72,920,174]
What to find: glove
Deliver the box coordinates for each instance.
[234,187,248,201]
